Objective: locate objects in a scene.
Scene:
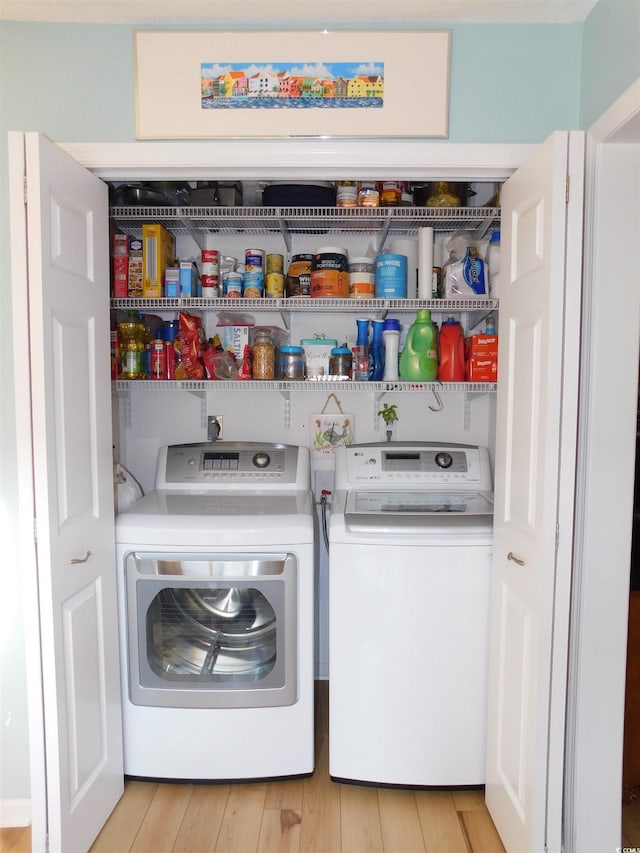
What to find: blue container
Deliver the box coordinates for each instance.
[375,253,408,298]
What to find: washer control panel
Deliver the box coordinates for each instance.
[335,442,493,490]
[158,442,304,488]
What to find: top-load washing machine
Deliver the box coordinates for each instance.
[115,441,314,781]
[329,442,494,787]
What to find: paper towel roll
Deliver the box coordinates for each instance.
[418,227,434,299]
[389,238,418,300]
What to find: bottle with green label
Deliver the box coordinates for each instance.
[399,309,438,381]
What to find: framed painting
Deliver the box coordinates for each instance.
[134,30,451,139]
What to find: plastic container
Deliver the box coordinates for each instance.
[382,319,401,381]
[300,336,337,379]
[286,254,313,297]
[118,312,147,380]
[329,346,353,379]
[375,254,407,298]
[277,345,305,380]
[369,319,385,381]
[399,309,438,381]
[438,317,465,382]
[310,247,349,298]
[349,257,375,299]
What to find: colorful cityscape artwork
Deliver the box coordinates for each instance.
[201,61,385,109]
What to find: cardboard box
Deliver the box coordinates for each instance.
[164,267,180,298]
[128,237,143,298]
[142,223,175,298]
[179,261,199,297]
[112,255,129,298]
[465,333,498,382]
[112,232,129,256]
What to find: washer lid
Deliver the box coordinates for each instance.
[344,489,494,535]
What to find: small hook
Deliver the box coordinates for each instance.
[428,388,444,412]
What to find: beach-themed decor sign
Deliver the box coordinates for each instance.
[135,30,451,139]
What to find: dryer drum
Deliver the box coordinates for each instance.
[147,588,277,679]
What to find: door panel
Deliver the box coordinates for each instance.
[19,132,124,853]
[485,131,584,853]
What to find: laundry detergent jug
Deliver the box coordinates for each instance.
[438,317,465,381]
[399,309,438,381]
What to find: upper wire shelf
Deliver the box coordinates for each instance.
[109,205,500,237]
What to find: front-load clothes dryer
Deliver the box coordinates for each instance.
[329,442,494,787]
[115,442,314,781]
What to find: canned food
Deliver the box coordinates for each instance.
[265,272,285,298]
[223,272,243,297]
[310,247,349,298]
[245,249,265,271]
[286,254,313,297]
[266,253,284,274]
[243,271,265,298]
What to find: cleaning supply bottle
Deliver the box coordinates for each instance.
[438,317,465,382]
[382,319,401,381]
[399,309,438,381]
[369,319,385,380]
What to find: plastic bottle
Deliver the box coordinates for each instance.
[369,319,385,381]
[354,318,371,380]
[382,319,401,381]
[438,317,465,382]
[486,230,501,298]
[399,309,438,381]
[118,311,147,380]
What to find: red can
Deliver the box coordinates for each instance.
[150,339,167,380]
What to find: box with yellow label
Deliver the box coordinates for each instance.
[142,223,175,298]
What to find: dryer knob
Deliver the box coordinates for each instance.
[253,452,271,469]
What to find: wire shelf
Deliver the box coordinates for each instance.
[113,379,497,393]
[110,205,500,237]
[111,297,499,313]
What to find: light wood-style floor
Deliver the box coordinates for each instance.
[1,683,638,853]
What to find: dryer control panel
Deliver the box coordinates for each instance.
[157,442,309,489]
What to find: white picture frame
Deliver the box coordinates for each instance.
[134,30,451,139]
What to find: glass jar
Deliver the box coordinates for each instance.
[277,345,305,380]
[252,330,275,380]
[118,312,147,380]
[357,181,379,208]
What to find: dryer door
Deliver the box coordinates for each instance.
[124,552,297,708]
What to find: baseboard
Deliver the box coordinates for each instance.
[0,799,31,828]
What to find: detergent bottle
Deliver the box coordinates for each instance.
[399,309,438,381]
[438,317,465,382]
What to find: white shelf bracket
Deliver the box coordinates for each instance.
[463,391,484,430]
[279,389,291,428]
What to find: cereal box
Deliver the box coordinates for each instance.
[142,223,175,298]
[128,237,143,298]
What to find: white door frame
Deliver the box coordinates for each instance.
[565,78,640,853]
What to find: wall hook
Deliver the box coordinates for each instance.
[428,388,444,412]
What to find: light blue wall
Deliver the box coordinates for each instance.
[581,0,640,128]
[0,22,582,143]
[0,0,638,809]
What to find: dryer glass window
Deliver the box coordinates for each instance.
[146,586,277,682]
[125,552,298,709]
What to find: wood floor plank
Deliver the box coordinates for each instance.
[378,788,426,853]
[623,798,640,845]
[257,808,301,853]
[0,826,31,853]
[460,810,506,853]
[90,779,157,853]
[130,783,192,853]
[264,776,305,810]
[414,790,469,853]
[172,784,230,853]
[340,784,384,853]
[451,789,487,811]
[214,783,267,853]
[299,754,341,853]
